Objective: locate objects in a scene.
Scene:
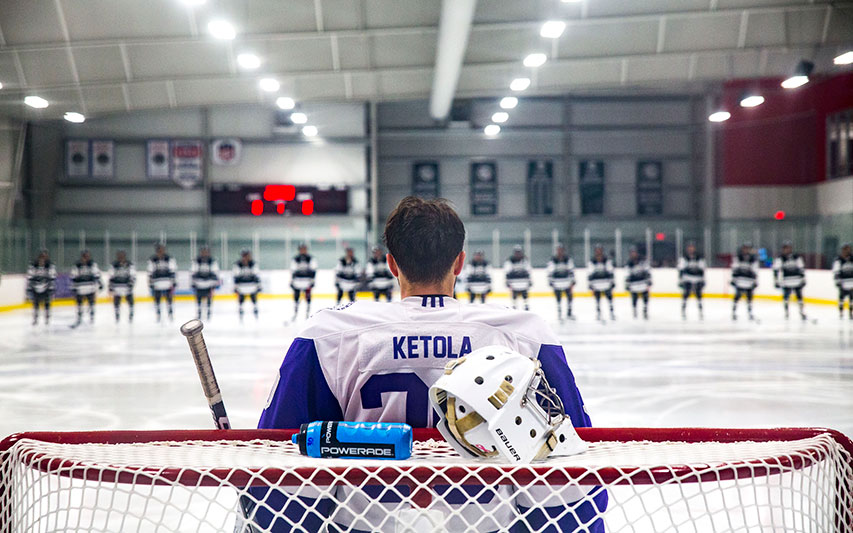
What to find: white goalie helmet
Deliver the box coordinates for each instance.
[429,346,587,464]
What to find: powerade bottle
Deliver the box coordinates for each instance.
[291,421,412,460]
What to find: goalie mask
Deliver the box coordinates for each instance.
[429,346,587,463]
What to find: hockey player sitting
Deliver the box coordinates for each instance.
[108,250,136,323]
[625,246,652,320]
[464,250,492,304]
[547,244,575,321]
[588,244,615,321]
[290,243,317,320]
[147,243,176,322]
[504,245,532,310]
[366,245,395,301]
[191,246,219,320]
[773,240,806,320]
[334,247,360,304]
[254,196,605,532]
[833,243,853,319]
[26,250,56,325]
[71,249,102,327]
[233,250,261,321]
[678,242,706,320]
[731,242,759,321]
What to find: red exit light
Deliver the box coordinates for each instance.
[301,199,314,216]
[276,202,285,214]
[263,185,296,202]
[774,210,786,220]
[251,199,263,216]
[655,232,666,241]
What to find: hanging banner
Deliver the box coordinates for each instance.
[171,140,203,189]
[412,161,440,198]
[146,140,170,180]
[527,159,554,215]
[65,140,90,178]
[579,160,605,215]
[90,140,114,178]
[211,138,242,166]
[470,161,498,216]
[636,160,664,215]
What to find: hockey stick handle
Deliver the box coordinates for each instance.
[180,319,231,430]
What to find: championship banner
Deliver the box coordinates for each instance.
[579,160,605,215]
[412,161,440,198]
[146,140,170,180]
[470,161,498,216]
[171,140,203,189]
[636,160,663,215]
[91,140,114,178]
[66,140,90,178]
[527,159,553,215]
[211,138,241,166]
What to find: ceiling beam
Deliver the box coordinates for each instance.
[429,0,477,120]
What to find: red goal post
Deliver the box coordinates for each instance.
[2,427,852,532]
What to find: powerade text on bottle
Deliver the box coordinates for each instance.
[291,421,413,460]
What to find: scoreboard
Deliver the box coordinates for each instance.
[210,184,349,216]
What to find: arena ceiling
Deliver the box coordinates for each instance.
[0,0,851,119]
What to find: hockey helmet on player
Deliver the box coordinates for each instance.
[429,346,587,464]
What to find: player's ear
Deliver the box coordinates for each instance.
[452,251,466,276]
[387,253,399,278]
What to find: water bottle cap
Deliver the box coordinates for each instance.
[291,434,298,444]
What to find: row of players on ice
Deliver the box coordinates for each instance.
[24,240,853,325]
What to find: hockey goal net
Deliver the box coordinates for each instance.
[1,427,851,533]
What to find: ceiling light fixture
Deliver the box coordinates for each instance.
[302,125,318,137]
[237,53,261,69]
[0,82,4,90]
[24,96,49,109]
[491,112,509,123]
[708,111,731,123]
[781,60,814,89]
[739,95,765,108]
[276,97,295,110]
[523,53,547,68]
[510,77,531,91]
[540,21,566,39]
[64,112,85,123]
[290,112,308,124]
[833,51,853,65]
[499,96,518,109]
[484,124,501,136]
[259,78,280,92]
[208,20,236,40]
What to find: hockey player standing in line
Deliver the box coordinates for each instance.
[26,250,56,325]
[773,241,807,320]
[71,249,102,327]
[678,242,706,320]
[625,246,652,320]
[547,244,575,321]
[366,246,395,301]
[234,250,261,321]
[334,247,360,305]
[254,196,605,532]
[191,246,219,320]
[504,245,532,310]
[588,244,615,321]
[290,243,317,320]
[464,250,492,303]
[833,243,853,319]
[731,242,759,321]
[147,243,176,322]
[108,250,135,323]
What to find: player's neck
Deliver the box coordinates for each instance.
[398,276,455,299]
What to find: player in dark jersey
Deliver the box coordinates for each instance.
[731,242,759,321]
[108,250,135,323]
[290,243,317,320]
[234,250,261,321]
[588,244,615,321]
[833,243,853,319]
[71,249,102,327]
[547,244,575,320]
[504,245,532,310]
[773,240,806,320]
[26,250,56,325]
[147,243,176,322]
[191,246,219,320]
[625,246,652,320]
[366,246,395,301]
[464,250,492,304]
[678,242,705,320]
[334,247,360,304]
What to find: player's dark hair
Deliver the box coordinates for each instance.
[383,196,465,284]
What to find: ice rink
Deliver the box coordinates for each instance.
[1,294,851,441]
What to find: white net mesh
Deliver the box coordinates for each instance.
[2,428,852,533]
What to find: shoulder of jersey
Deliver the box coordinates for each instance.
[461,303,557,343]
[297,301,399,338]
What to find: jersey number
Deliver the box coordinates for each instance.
[360,373,438,427]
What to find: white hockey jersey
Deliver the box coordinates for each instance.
[773,254,805,288]
[290,253,317,291]
[547,256,575,291]
[587,258,614,292]
[108,261,136,297]
[147,255,176,291]
[504,257,532,292]
[730,253,759,290]
[71,261,102,296]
